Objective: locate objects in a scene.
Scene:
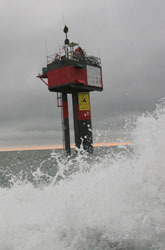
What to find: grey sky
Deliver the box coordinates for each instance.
[0,0,165,147]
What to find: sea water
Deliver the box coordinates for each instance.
[0,101,164,250]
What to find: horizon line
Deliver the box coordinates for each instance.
[0,142,131,152]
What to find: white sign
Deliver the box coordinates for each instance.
[87,65,102,87]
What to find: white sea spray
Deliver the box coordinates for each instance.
[0,101,165,250]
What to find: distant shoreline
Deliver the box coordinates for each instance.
[0,142,131,152]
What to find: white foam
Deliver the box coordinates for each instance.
[0,101,165,250]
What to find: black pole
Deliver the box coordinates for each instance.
[72,92,93,154]
[62,92,71,155]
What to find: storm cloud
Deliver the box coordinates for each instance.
[0,0,165,147]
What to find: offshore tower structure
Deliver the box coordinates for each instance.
[37,26,103,154]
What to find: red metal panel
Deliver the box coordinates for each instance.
[48,66,87,88]
[77,108,91,120]
[62,100,69,119]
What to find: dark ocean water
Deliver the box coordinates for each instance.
[0,103,165,250]
[0,149,58,188]
[0,146,128,188]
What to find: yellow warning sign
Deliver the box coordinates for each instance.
[78,92,90,111]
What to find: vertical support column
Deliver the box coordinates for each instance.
[62,92,71,155]
[72,92,93,154]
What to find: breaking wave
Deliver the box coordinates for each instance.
[0,100,165,250]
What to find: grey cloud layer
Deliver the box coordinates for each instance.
[0,0,164,146]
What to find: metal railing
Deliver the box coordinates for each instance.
[46,45,101,66]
